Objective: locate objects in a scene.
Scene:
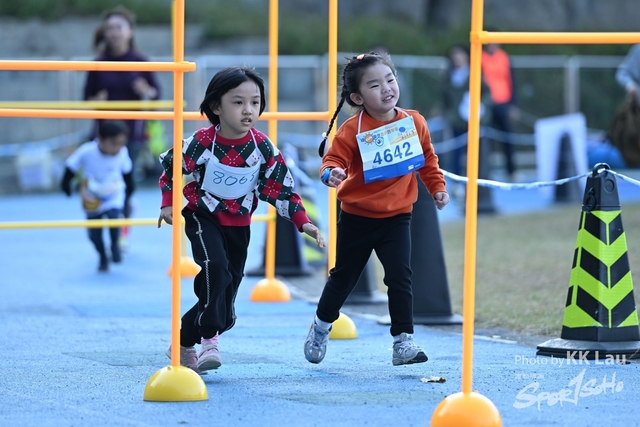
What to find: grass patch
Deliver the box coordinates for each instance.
[439,203,640,337]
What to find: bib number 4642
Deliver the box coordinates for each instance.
[373,142,414,166]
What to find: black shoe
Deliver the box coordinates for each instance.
[111,246,122,263]
[98,254,109,272]
[98,261,109,272]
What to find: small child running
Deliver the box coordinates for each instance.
[158,66,325,374]
[305,52,449,366]
[61,120,134,272]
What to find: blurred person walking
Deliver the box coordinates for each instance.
[84,6,161,249]
[439,44,492,197]
[482,39,518,181]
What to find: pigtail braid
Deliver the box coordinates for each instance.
[318,94,346,157]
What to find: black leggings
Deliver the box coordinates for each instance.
[86,208,122,261]
[316,211,414,336]
[180,207,250,346]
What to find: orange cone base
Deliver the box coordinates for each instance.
[143,365,208,402]
[167,256,201,278]
[250,278,291,302]
[431,392,502,427]
[329,312,358,339]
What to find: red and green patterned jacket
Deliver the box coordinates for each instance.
[159,125,311,230]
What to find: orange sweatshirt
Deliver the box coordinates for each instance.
[321,108,446,218]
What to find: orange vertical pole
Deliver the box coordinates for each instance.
[169,0,186,368]
[264,0,279,283]
[460,0,484,395]
[327,0,338,270]
[431,0,500,424]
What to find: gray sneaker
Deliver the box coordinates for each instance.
[392,333,428,366]
[304,322,331,364]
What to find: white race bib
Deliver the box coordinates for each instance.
[201,156,260,200]
[357,111,424,184]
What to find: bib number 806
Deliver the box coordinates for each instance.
[210,170,254,186]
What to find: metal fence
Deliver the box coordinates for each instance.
[0,54,629,192]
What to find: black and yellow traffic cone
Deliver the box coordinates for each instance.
[537,163,640,359]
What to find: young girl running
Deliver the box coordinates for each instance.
[305,52,449,366]
[158,67,325,374]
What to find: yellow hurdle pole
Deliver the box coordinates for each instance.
[0,214,275,230]
[0,60,194,72]
[461,0,485,395]
[327,0,338,271]
[0,101,177,110]
[171,0,189,261]
[169,0,186,369]
[0,109,328,121]
[477,31,640,45]
[264,0,279,283]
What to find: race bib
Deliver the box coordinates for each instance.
[357,115,424,184]
[201,156,260,200]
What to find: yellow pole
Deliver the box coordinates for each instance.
[0,60,194,72]
[327,0,338,271]
[143,0,206,403]
[0,100,177,109]
[461,0,484,395]
[170,0,186,370]
[264,0,279,283]
[0,109,328,121]
[171,0,191,264]
[478,31,640,45]
[0,214,275,231]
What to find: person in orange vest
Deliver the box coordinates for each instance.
[482,40,519,181]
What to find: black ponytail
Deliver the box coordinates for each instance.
[318,95,346,157]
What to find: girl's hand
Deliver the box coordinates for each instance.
[158,206,173,227]
[434,192,450,210]
[302,223,326,248]
[326,168,346,188]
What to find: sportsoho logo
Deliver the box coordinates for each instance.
[512,352,626,410]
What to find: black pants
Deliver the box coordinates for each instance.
[86,208,122,263]
[180,207,250,346]
[491,102,516,175]
[316,211,414,336]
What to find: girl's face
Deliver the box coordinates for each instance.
[213,80,262,139]
[350,63,399,122]
[104,15,133,53]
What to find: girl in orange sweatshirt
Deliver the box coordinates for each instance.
[304,52,449,366]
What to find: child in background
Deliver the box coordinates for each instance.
[306,52,449,366]
[158,67,325,374]
[61,120,134,272]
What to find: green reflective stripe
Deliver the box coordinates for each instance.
[619,310,640,328]
[591,210,620,226]
[562,304,603,328]
[578,230,629,267]
[574,271,634,310]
